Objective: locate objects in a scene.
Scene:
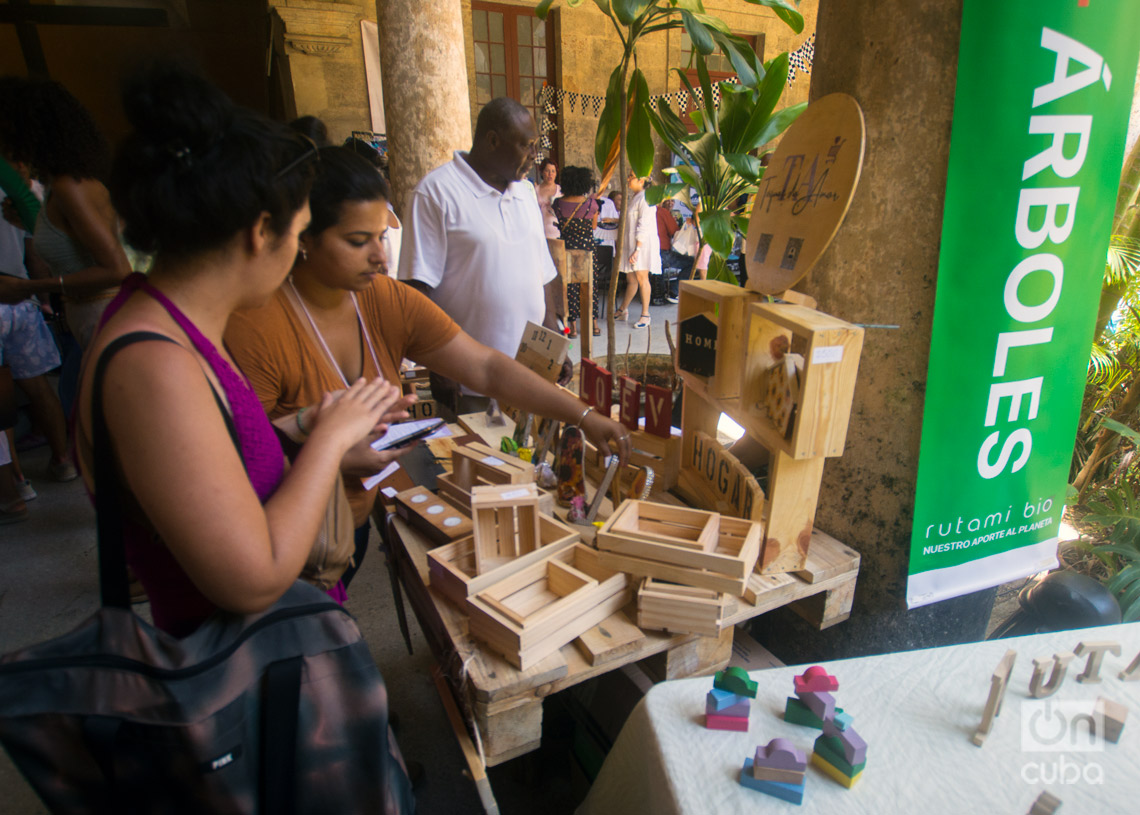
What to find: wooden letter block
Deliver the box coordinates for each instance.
[580,358,598,405]
[677,430,764,522]
[1029,652,1075,698]
[1029,791,1062,815]
[1121,649,1140,681]
[740,302,864,459]
[1095,696,1128,744]
[619,376,641,432]
[592,364,614,417]
[1074,640,1121,684]
[643,384,674,438]
[676,279,760,398]
[470,483,542,574]
[972,649,1016,746]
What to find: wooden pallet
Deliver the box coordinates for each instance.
[595,500,763,594]
[467,544,632,670]
[427,514,580,608]
[637,578,733,637]
[394,485,473,546]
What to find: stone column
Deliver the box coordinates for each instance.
[752,0,999,661]
[376,0,472,216]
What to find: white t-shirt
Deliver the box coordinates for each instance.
[382,200,402,278]
[594,197,619,248]
[398,152,557,383]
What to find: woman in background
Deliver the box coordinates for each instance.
[552,165,599,339]
[614,173,660,329]
[536,157,561,240]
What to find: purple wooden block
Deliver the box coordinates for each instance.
[797,691,836,723]
[754,738,808,771]
[839,727,867,765]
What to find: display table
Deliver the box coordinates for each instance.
[579,622,1140,814]
[383,425,861,767]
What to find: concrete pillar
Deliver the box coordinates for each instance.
[376,0,472,215]
[752,0,998,661]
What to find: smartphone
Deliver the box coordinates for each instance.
[372,419,445,451]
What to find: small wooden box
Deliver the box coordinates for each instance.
[471,483,542,574]
[427,514,579,608]
[584,429,682,493]
[740,302,863,459]
[393,486,473,546]
[676,280,760,399]
[452,441,535,486]
[596,500,763,595]
[467,544,631,670]
[637,578,732,637]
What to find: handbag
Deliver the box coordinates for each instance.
[0,333,413,815]
[673,220,700,257]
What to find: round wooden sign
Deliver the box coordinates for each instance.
[744,93,865,295]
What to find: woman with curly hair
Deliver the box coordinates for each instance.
[0,76,131,348]
[553,165,600,338]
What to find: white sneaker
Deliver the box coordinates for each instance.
[17,478,37,502]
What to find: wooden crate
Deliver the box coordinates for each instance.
[676,280,760,399]
[467,544,631,670]
[636,578,733,637]
[452,441,535,486]
[739,302,864,459]
[595,500,763,595]
[584,429,682,493]
[394,486,473,546]
[471,483,542,574]
[427,513,579,608]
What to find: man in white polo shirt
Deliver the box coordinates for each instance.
[399,97,568,414]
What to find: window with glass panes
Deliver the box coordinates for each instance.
[678,32,762,132]
[471,1,556,159]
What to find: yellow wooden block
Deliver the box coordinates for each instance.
[811,750,862,788]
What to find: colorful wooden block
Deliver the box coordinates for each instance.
[706,712,750,731]
[797,691,835,723]
[1095,696,1128,744]
[794,665,839,694]
[643,384,673,438]
[706,699,750,719]
[810,750,862,789]
[740,758,805,804]
[785,697,839,730]
[813,734,866,775]
[714,666,758,698]
[707,687,747,712]
[754,738,807,771]
[831,710,853,731]
[1074,640,1122,684]
[618,376,641,432]
[750,764,808,785]
[836,727,866,765]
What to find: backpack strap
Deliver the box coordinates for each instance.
[91,331,240,609]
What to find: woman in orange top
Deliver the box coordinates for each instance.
[226,147,630,590]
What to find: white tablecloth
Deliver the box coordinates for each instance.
[580,623,1140,814]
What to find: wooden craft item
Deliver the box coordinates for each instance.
[451,441,534,487]
[408,398,439,421]
[636,578,731,637]
[749,764,807,785]
[715,666,758,698]
[573,611,646,667]
[596,500,762,595]
[810,751,862,789]
[618,375,641,432]
[707,687,747,712]
[1028,652,1075,698]
[586,429,680,493]
[584,455,620,523]
[1029,791,1061,815]
[813,734,866,777]
[426,513,579,607]
[740,302,864,460]
[1074,640,1121,684]
[678,431,764,523]
[470,483,542,574]
[972,649,1017,746]
[643,384,673,438]
[514,320,571,385]
[1121,649,1140,681]
[1094,696,1127,744]
[744,92,866,295]
[705,712,749,731]
[676,280,760,399]
[755,738,807,771]
[798,691,835,723]
[393,486,472,546]
[794,665,839,694]
[740,759,806,802]
[556,425,586,508]
[466,543,631,670]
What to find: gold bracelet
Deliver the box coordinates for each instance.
[576,405,594,427]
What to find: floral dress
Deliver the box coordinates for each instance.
[555,197,599,323]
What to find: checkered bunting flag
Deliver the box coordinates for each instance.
[788,32,815,84]
[540,135,552,150]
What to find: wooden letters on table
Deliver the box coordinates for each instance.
[579,359,613,416]
[643,384,673,438]
[619,376,641,432]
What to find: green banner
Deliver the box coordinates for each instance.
[908,1,1140,608]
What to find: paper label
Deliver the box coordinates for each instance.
[482,456,505,466]
[501,488,532,500]
[811,345,844,365]
[380,487,398,498]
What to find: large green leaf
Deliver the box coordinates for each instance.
[672,0,707,12]
[1094,544,1140,563]
[1116,577,1140,616]
[724,152,763,183]
[592,0,612,13]
[685,131,719,180]
[742,0,804,34]
[706,253,736,284]
[1100,417,1140,446]
[627,69,654,179]
[680,10,714,55]
[709,29,757,88]
[613,0,651,25]
[735,52,790,153]
[745,101,806,154]
[645,182,686,206]
[595,65,624,172]
[535,0,558,19]
[696,53,717,138]
[716,84,752,153]
[647,97,690,154]
[701,208,735,256]
[687,11,730,34]
[1125,596,1140,623]
[674,163,703,191]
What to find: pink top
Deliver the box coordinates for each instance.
[97,274,286,635]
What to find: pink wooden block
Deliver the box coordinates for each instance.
[794,665,839,694]
[706,712,750,731]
